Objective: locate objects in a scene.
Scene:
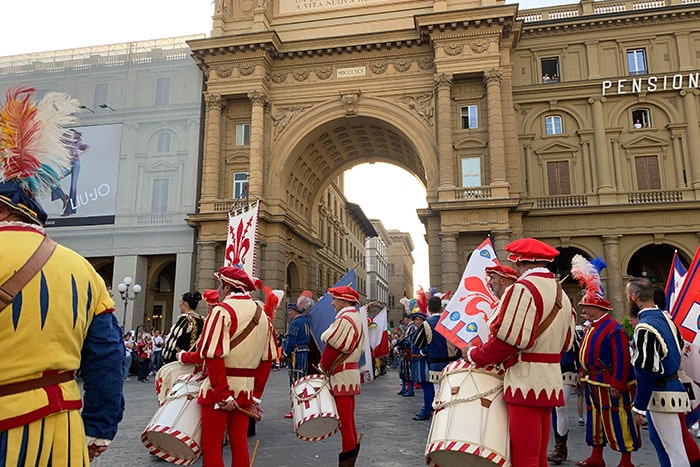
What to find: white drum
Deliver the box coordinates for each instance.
[291,374,340,441]
[155,361,196,406]
[426,361,510,467]
[142,374,203,465]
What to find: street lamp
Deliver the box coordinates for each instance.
[117,276,142,329]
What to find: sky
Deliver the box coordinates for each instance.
[1,0,568,293]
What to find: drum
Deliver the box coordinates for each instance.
[291,374,340,441]
[425,361,510,467]
[155,361,196,406]
[141,374,203,465]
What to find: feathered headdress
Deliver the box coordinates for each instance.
[0,86,79,224]
[571,255,612,310]
[262,286,284,321]
[295,290,314,313]
[415,286,427,314]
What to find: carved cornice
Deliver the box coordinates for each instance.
[239,64,256,76]
[369,62,388,74]
[443,43,463,56]
[215,66,233,78]
[393,59,411,72]
[315,67,332,80]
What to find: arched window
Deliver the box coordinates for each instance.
[545,115,563,135]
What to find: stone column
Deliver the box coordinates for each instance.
[435,73,455,191]
[202,94,227,202]
[672,134,686,188]
[602,235,624,320]
[440,232,459,291]
[197,241,218,292]
[681,90,700,189]
[524,144,534,194]
[248,90,268,198]
[611,138,623,191]
[589,97,613,193]
[491,231,511,262]
[485,68,508,187]
[581,139,593,193]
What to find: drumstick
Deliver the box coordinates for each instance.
[236,406,262,421]
[250,439,260,467]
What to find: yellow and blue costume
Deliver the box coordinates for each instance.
[0,224,125,465]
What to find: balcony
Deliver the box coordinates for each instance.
[517,0,687,24]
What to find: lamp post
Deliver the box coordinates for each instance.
[117,276,141,329]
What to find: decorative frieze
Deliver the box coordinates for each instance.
[315,67,332,80]
[239,64,256,76]
[369,62,388,74]
[469,39,490,54]
[293,70,310,81]
[215,66,233,78]
[393,60,411,72]
[339,90,361,117]
[443,44,463,56]
[270,72,288,83]
[417,57,434,70]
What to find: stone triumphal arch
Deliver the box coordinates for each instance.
[186,0,522,299]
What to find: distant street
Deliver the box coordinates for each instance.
[96,367,670,466]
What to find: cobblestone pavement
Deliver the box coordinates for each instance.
[94,367,673,466]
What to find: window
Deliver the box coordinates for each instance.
[151,178,169,213]
[627,49,647,75]
[460,105,478,129]
[547,161,571,195]
[94,83,108,108]
[635,156,661,190]
[233,172,248,199]
[632,108,651,129]
[541,57,560,83]
[461,157,482,187]
[155,77,171,106]
[157,131,171,153]
[235,123,250,146]
[545,115,563,135]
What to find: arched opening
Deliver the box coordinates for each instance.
[548,246,592,315]
[626,244,688,286]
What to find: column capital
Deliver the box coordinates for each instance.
[434,73,453,89]
[588,96,607,104]
[438,231,458,240]
[601,234,622,244]
[205,93,228,111]
[483,67,503,86]
[248,90,269,106]
[680,89,700,97]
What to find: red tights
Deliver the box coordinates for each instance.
[508,404,552,467]
[335,395,357,452]
[200,403,250,467]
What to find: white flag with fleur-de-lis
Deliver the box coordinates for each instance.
[224,200,259,277]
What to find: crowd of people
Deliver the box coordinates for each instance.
[1,90,698,466]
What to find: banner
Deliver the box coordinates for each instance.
[224,200,259,277]
[435,237,499,349]
[306,269,357,353]
[369,307,390,358]
[359,306,374,383]
[665,250,687,313]
[670,245,700,345]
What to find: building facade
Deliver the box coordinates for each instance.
[0,36,204,331]
[367,219,391,305]
[387,230,415,325]
[188,0,700,318]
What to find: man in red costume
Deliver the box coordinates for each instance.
[318,285,365,467]
[467,238,576,467]
[179,266,277,467]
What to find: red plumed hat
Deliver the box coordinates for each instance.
[571,255,612,311]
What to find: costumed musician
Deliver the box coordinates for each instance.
[466,238,576,466]
[163,291,204,364]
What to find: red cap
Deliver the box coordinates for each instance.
[328,285,360,304]
[506,238,560,263]
[485,264,519,281]
[579,293,613,311]
[215,266,262,292]
[202,289,219,305]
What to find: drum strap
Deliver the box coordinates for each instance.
[520,280,563,339]
[0,235,57,310]
[220,303,262,348]
[328,315,360,374]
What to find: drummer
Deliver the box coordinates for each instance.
[178,266,277,467]
[466,238,576,466]
[318,285,365,467]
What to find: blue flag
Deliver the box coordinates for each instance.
[306,269,357,353]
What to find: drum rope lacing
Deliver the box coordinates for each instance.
[432,382,504,411]
[292,378,330,403]
[166,381,201,401]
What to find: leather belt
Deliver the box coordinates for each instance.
[583,369,609,376]
[0,371,75,397]
[332,362,359,375]
[225,368,257,377]
[520,352,561,363]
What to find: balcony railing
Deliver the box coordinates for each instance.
[517,0,688,23]
[534,195,589,208]
[628,190,683,204]
[136,214,174,225]
[455,186,492,200]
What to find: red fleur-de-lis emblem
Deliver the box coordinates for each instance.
[458,276,498,320]
[226,216,253,267]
